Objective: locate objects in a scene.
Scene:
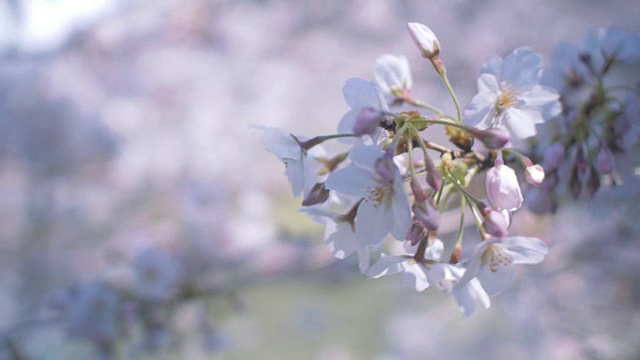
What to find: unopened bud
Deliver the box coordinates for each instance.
[413,199,439,231]
[302,183,330,206]
[486,160,523,211]
[353,107,385,137]
[423,156,442,191]
[541,171,558,191]
[449,245,461,264]
[542,142,565,170]
[410,179,428,202]
[407,221,427,247]
[407,22,440,59]
[525,164,545,186]
[595,145,615,175]
[479,204,510,237]
[525,188,557,214]
[470,127,510,149]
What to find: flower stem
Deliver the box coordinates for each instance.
[413,231,431,262]
[439,71,462,122]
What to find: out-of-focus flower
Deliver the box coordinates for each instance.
[407,22,440,59]
[525,164,545,186]
[253,125,325,198]
[542,41,589,93]
[541,142,566,170]
[325,146,411,245]
[133,248,180,302]
[374,54,412,95]
[486,159,524,211]
[65,282,121,347]
[457,236,548,295]
[595,145,615,175]
[584,27,640,70]
[463,47,561,142]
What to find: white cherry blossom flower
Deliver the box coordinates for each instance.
[253,125,325,198]
[407,22,440,59]
[325,145,411,245]
[374,54,412,96]
[463,47,561,142]
[584,27,640,70]
[367,239,490,316]
[457,236,548,296]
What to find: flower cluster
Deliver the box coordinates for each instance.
[256,22,554,316]
[526,27,640,213]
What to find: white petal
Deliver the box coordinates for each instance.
[462,75,499,129]
[252,125,301,160]
[401,262,430,292]
[500,47,543,92]
[476,264,516,296]
[452,278,491,317]
[356,245,371,273]
[503,107,541,139]
[424,239,444,261]
[343,78,380,109]
[284,158,305,197]
[349,145,383,170]
[325,222,358,259]
[337,109,358,136]
[498,236,548,264]
[390,178,412,240]
[324,165,375,197]
[366,255,406,278]
[456,241,488,289]
[355,200,393,246]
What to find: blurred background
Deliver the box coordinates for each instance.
[0,0,639,359]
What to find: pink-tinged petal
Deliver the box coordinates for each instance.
[343,78,380,109]
[500,47,543,92]
[366,255,406,278]
[486,163,523,211]
[324,165,375,198]
[401,262,429,292]
[498,236,548,264]
[476,263,516,296]
[252,125,300,160]
[349,145,383,170]
[355,200,394,245]
[390,178,412,241]
[503,107,540,139]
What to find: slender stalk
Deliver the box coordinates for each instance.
[439,71,462,122]
[413,231,431,262]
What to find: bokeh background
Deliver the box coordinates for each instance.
[1,0,639,359]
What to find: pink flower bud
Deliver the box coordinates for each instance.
[407,221,427,247]
[413,199,439,231]
[480,204,510,237]
[486,160,524,211]
[407,22,441,59]
[353,107,384,137]
[542,142,565,170]
[470,127,510,149]
[525,164,545,186]
[595,145,615,174]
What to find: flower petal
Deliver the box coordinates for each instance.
[452,278,491,317]
[424,239,444,261]
[252,125,301,160]
[343,78,380,109]
[390,178,412,241]
[325,165,375,198]
[476,264,516,296]
[500,47,543,92]
[355,200,394,245]
[366,255,406,278]
[498,236,548,264]
[349,145,383,170]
